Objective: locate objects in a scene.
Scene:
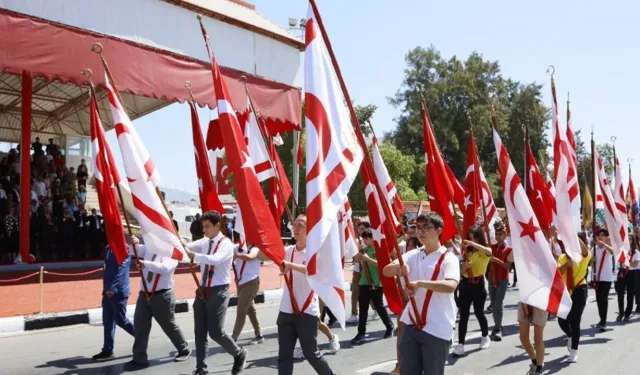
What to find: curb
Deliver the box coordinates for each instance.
[0,282,350,335]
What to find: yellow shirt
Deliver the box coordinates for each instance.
[557,252,592,290]
[463,251,491,278]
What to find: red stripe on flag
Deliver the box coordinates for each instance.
[306,93,334,182]
[334,286,345,306]
[307,253,317,276]
[131,194,180,244]
[115,122,129,137]
[144,158,155,182]
[254,160,272,174]
[305,18,317,47]
[547,270,565,315]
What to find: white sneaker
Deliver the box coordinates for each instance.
[346,315,359,325]
[293,347,304,360]
[371,311,379,320]
[566,337,572,352]
[567,349,578,363]
[453,344,465,356]
[328,334,340,354]
[479,336,491,350]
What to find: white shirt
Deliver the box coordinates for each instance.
[0,188,6,199]
[398,240,407,255]
[187,233,234,287]
[549,240,563,257]
[447,241,462,261]
[30,190,37,202]
[631,251,640,271]
[595,246,614,282]
[399,246,460,341]
[34,181,46,198]
[280,245,319,317]
[138,244,178,291]
[234,244,261,285]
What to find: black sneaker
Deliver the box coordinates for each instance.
[623,315,631,322]
[351,334,366,345]
[175,349,192,362]
[489,330,502,342]
[91,350,114,362]
[327,318,337,328]
[484,306,493,314]
[124,360,149,370]
[616,314,623,322]
[232,349,247,375]
[384,323,395,339]
[192,369,209,375]
[597,323,607,332]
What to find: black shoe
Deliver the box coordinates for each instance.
[192,369,208,375]
[175,349,191,362]
[597,323,607,332]
[623,315,630,322]
[232,349,247,375]
[124,360,149,370]
[636,306,640,313]
[91,350,114,362]
[327,318,337,328]
[351,334,366,345]
[384,324,395,339]
[484,307,492,314]
[489,330,502,342]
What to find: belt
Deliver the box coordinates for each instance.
[153,289,170,295]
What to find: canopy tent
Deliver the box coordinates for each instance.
[0,0,303,263]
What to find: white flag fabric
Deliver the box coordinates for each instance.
[242,97,275,182]
[304,3,364,329]
[105,75,185,261]
[339,200,359,261]
[372,138,403,228]
[595,147,629,265]
[494,128,572,318]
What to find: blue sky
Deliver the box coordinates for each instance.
[107,0,640,195]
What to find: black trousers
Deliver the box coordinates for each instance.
[595,281,612,325]
[634,270,640,310]
[558,284,587,350]
[615,271,636,318]
[458,277,488,344]
[358,285,393,335]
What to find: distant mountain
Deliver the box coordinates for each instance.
[159,187,198,203]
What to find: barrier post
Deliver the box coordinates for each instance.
[39,266,44,314]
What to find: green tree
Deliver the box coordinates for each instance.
[386,46,549,206]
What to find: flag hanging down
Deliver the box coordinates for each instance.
[627,167,639,226]
[566,94,581,211]
[372,137,404,229]
[493,127,572,318]
[525,143,554,234]
[90,90,128,265]
[362,163,404,315]
[104,75,185,261]
[582,183,593,230]
[215,154,233,195]
[242,97,275,182]
[199,19,285,265]
[422,103,456,241]
[462,129,482,239]
[550,77,582,261]
[268,136,292,234]
[339,200,359,262]
[304,4,364,328]
[445,163,466,212]
[613,150,630,258]
[189,101,225,214]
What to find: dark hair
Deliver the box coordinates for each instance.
[407,237,421,250]
[361,228,373,239]
[233,231,241,244]
[416,212,443,229]
[202,210,221,226]
[358,221,371,229]
[595,226,609,237]
[494,222,506,233]
[468,224,487,246]
[577,231,587,244]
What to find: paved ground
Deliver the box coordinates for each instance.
[1,281,639,375]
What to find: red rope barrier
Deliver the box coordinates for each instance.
[0,272,40,283]
[44,268,104,277]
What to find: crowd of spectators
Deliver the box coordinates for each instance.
[0,137,105,264]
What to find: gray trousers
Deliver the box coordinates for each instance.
[132,290,188,363]
[193,285,242,371]
[277,312,333,375]
[399,326,450,375]
[488,279,509,331]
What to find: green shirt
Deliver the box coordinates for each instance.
[359,247,381,287]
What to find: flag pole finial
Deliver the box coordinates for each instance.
[91,43,103,55]
[611,135,617,145]
[184,81,196,103]
[80,68,93,85]
[567,91,570,103]
[546,65,555,78]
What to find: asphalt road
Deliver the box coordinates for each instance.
[1,283,639,375]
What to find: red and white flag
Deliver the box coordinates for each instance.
[493,127,572,318]
[304,4,364,327]
[595,146,628,265]
[525,143,554,234]
[462,130,482,238]
[551,78,582,261]
[190,101,225,214]
[199,20,285,265]
[422,103,456,241]
[242,98,275,182]
[372,137,404,228]
[268,137,292,234]
[339,200,359,261]
[362,164,404,315]
[445,163,466,212]
[90,90,128,264]
[215,154,233,195]
[105,76,185,260]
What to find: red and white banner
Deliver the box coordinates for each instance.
[493,128,571,318]
[372,137,404,228]
[90,90,128,264]
[268,137,292,234]
[200,20,285,265]
[105,75,185,261]
[242,98,275,182]
[304,4,364,327]
[190,101,225,214]
[525,143,554,234]
[595,147,628,264]
[339,200,359,261]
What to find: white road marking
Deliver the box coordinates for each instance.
[355,359,397,373]
[174,324,279,344]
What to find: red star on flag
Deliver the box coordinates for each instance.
[518,217,540,241]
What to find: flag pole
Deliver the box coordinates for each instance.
[309,0,419,321]
[591,127,597,283]
[82,69,150,299]
[91,43,204,299]
[238,77,301,216]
